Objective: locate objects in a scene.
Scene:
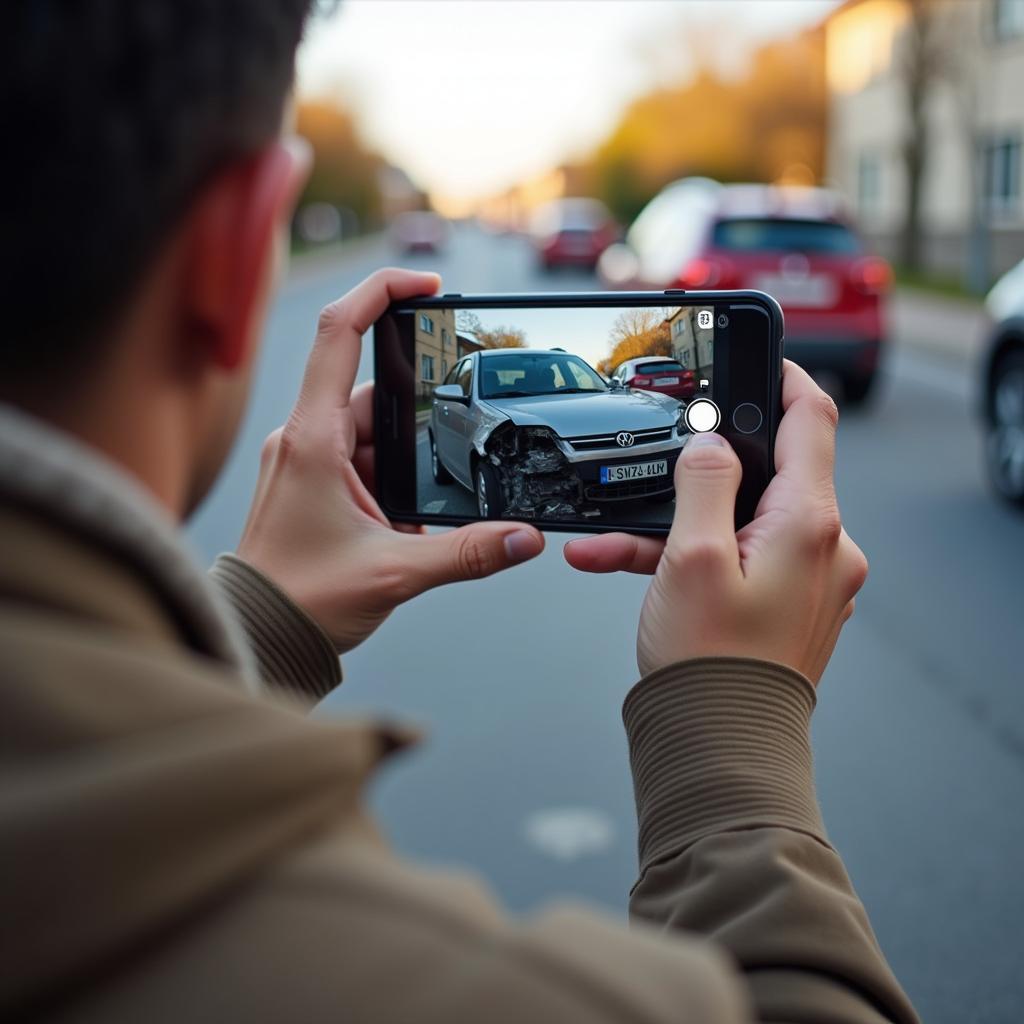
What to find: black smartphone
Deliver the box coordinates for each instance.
[374,290,783,534]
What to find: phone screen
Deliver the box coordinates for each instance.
[375,295,780,532]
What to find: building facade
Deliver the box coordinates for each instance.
[456,333,484,359]
[824,0,1024,282]
[666,308,714,387]
[414,307,457,400]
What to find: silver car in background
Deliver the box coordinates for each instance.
[982,258,1024,508]
[428,349,688,519]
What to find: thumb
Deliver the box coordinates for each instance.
[666,433,742,565]
[397,522,545,598]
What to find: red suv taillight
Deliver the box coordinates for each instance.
[631,376,652,386]
[850,257,892,295]
[677,256,738,289]
[677,259,716,288]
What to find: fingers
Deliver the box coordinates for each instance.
[350,381,374,445]
[397,522,545,598]
[295,268,440,421]
[564,533,664,575]
[774,360,840,490]
[780,358,821,411]
[664,433,742,571]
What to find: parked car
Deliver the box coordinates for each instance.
[392,210,447,254]
[599,180,891,404]
[611,356,697,401]
[980,258,1024,509]
[428,348,687,519]
[529,198,618,271]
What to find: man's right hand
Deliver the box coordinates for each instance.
[564,361,868,684]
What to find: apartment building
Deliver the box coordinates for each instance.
[666,308,714,387]
[414,307,457,400]
[825,0,1024,280]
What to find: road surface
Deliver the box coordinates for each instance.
[189,223,1024,1024]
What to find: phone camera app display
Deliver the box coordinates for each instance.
[417,305,717,527]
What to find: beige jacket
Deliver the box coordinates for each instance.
[0,406,919,1023]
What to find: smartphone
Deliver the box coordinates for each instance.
[374,290,783,534]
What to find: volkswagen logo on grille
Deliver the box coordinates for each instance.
[615,431,635,448]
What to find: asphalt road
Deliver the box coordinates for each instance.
[189,223,1024,1024]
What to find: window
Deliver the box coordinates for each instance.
[419,314,434,334]
[994,0,1024,40]
[441,328,450,347]
[455,359,473,397]
[478,352,605,398]
[857,152,882,213]
[636,360,686,374]
[673,318,685,337]
[983,136,1022,214]
[444,361,461,385]
[567,360,603,389]
[442,359,448,376]
[711,218,861,254]
[420,354,435,382]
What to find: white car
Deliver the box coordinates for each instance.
[982,259,1024,508]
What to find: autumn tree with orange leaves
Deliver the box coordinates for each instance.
[575,26,827,225]
[296,100,385,231]
[598,309,672,376]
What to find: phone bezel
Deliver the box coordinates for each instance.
[373,289,784,535]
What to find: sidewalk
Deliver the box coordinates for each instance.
[890,287,990,366]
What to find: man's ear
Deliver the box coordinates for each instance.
[182,138,311,372]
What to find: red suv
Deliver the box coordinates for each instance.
[530,198,618,272]
[600,181,891,404]
[611,356,696,401]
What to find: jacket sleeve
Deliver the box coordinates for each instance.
[623,657,920,1024]
[208,553,341,702]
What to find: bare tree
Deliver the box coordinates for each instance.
[896,0,952,269]
[607,307,671,347]
[456,310,526,349]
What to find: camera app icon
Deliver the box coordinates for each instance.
[697,309,713,330]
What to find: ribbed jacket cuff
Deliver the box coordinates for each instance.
[623,657,826,875]
[209,554,342,701]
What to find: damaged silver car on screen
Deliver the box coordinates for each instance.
[427,348,689,519]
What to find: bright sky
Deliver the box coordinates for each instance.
[444,304,695,367]
[298,0,839,205]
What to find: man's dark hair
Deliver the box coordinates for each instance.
[1,1,312,392]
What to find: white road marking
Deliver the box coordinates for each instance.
[523,806,615,862]
[423,500,447,513]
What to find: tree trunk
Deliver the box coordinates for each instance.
[899,0,934,272]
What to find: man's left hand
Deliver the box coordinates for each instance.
[236,268,544,654]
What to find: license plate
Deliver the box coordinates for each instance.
[655,377,679,385]
[751,273,837,308]
[601,459,668,483]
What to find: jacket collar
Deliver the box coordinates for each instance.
[0,403,259,689]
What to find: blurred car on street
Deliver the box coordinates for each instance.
[529,198,618,271]
[429,348,686,519]
[610,356,696,401]
[392,210,448,254]
[599,179,892,405]
[980,258,1024,509]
